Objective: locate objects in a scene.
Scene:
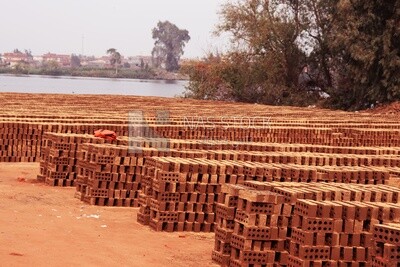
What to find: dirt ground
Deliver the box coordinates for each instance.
[0,163,217,267]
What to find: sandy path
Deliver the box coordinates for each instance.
[0,163,217,267]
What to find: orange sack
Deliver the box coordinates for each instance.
[94,129,117,141]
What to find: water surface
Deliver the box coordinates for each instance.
[0,74,187,97]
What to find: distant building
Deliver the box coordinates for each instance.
[80,56,109,68]
[100,55,113,67]
[82,55,128,68]
[2,52,33,67]
[33,56,43,62]
[31,56,43,66]
[126,56,151,69]
[1,51,158,69]
[42,53,71,66]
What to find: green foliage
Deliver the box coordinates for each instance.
[12,61,30,74]
[0,65,157,80]
[182,52,311,106]
[69,67,155,79]
[152,21,190,72]
[181,55,232,100]
[41,60,62,75]
[328,0,400,109]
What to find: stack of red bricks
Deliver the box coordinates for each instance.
[37,132,125,186]
[76,144,206,207]
[372,223,400,267]
[213,184,245,266]
[213,184,293,266]
[212,182,400,266]
[0,121,41,162]
[138,157,234,232]
[288,199,400,266]
[76,143,143,207]
[230,190,288,267]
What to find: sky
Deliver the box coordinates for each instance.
[0,0,229,58]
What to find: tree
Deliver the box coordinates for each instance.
[140,58,145,69]
[14,61,30,74]
[184,0,400,110]
[151,21,190,72]
[24,49,33,62]
[181,54,232,100]
[106,48,122,74]
[183,0,308,105]
[328,0,400,109]
[42,60,61,75]
[71,54,81,68]
[290,0,338,90]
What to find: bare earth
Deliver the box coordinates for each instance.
[0,163,217,267]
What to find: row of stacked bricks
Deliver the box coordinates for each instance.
[37,134,400,188]
[146,125,400,146]
[206,150,400,168]
[137,154,400,234]
[164,138,400,156]
[0,122,41,162]
[132,138,400,185]
[241,161,394,184]
[0,120,129,163]
[37,133,126,186]
[143,138,400,156]
[1,92,400,163]
[212,182,400,266]
[75,143,206,207]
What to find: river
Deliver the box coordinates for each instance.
[0,74,187,97]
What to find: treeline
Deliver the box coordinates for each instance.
[181,0,400,110]
[0,65,158,80]
[0,68,157,80]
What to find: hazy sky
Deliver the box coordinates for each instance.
[0,0,229,58]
